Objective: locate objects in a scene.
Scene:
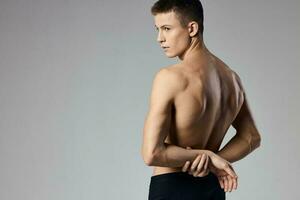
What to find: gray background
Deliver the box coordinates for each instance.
[0,0,299,199]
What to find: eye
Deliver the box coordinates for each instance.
[164,27,170,31]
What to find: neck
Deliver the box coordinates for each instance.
[178,35,209,61]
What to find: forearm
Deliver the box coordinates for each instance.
[217,134,260,163]
[148,143,211,168]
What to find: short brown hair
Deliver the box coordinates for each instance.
[151,0,204,35]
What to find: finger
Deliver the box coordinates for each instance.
[225,175,233,192]
[233,176,238,190]
[203,154,209,171]
[223,176,228,192]
[229,165,238,178]
[229,173,237,191]
[231,176,237,191]
[196,164,209,177]
[227,175,233,192]
[232,177,237,190]
[197,169,209,177]
[194,154,206,176]
[220,179,224,190]
[200,162,212,175]
[218,176,224,189]
[192,155,203,176]
[182,161,190,172]
[191,155,202,172]
[224,164,237,178]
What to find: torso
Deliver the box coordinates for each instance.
[152,53,245,176]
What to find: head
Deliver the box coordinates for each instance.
[151,0,204,58]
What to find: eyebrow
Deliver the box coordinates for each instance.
[154,24,172,28]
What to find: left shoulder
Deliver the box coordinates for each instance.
[153,65,186,94]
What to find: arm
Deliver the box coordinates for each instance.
[141,68,209,167]
[150,142,211,167]
[217,76,262,163]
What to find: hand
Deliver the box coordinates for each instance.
[208,152,238,192]
[182,147,210,177]
[182,147,238,192]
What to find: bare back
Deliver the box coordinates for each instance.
[153,53,245,175]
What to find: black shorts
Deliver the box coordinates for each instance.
[148,171,225,200]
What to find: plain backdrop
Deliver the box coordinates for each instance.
[0,0,299,199]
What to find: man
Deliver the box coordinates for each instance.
[141,0,262,199]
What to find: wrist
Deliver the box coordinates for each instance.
[201,150,215,158]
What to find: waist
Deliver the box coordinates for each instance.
[152,166,182,176]
[150,171,216,184]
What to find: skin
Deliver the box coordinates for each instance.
[141,11,261,193]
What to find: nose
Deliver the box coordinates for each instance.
[156,31,165,43]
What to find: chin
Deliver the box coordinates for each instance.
[165,54,173,58]
[164,51,178,58]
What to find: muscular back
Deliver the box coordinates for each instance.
[154,53,245,174]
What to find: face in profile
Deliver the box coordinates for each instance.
[154,11,191,58]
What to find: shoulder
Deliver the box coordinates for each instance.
[152,65,187,93]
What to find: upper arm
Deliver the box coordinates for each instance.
[141,68,180,164]
[231,74,261,146]
[232,93,256,132]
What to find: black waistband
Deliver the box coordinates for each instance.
[151,171,214,182]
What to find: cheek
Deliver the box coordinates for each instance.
[171,32,190,51]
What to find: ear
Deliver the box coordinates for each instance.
[188,21,199,37]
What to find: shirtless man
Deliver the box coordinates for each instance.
[141,0,261,199]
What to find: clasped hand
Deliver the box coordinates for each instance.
[182,147,238,192]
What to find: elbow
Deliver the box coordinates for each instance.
[143,154,155,166]
[141,148,155,166]
[142,145,165,166]
[256,136,262,147]
[251,132,262,150]
[142,150,163,166]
